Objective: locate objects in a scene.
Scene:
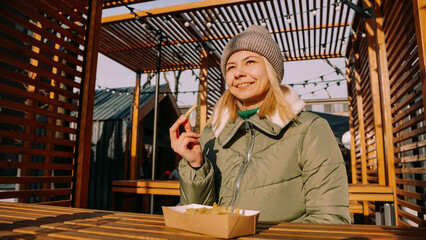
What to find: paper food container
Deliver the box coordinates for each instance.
[162,204,260,239]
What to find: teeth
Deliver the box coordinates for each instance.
[237,83,251,88]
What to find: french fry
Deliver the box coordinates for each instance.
[185,203,240,215]
[183,104,198,119]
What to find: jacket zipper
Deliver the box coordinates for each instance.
[231,121,255,210]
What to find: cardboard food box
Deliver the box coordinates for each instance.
[162,204,260,239]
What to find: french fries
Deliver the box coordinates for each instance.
[185,202,240,215]
[183,104,198,119]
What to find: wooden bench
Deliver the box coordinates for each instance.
[111,181,394,214]
[112,180,180,196]
[348,184,394,201]
[348,184,394,215]
[111,180,180,212]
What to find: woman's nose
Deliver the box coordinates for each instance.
[234,65,246,78]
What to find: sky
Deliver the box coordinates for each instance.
[96,0,349,107]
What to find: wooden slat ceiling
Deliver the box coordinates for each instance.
[102,0,154,9]
[100,0,355,77]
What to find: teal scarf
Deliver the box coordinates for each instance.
[238,107,260,120]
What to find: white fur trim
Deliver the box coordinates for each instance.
[266,85,305,128]
[211,85,305,137]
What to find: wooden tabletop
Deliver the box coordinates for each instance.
[0,202,424,239]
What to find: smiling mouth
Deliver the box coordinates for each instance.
[237,83,252,88]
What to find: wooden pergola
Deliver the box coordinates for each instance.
[99,0,354,128]
[0,0,425,226]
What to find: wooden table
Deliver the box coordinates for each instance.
[0,202,425,239]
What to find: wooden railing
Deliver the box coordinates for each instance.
[111,180,395,216]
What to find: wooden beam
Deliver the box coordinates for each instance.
[412,0,426,121]
[352,33,369,220]
[74,0,103,208]
[102,0,152,9]
[130,72,141,180]
[369,0,399,225]
[363,0,386,186]
[101,0,253,24]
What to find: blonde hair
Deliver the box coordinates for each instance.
[208,56,296,131]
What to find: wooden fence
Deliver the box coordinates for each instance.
[0,0,102,207]
[346,0,426,226]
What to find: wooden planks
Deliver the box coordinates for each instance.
[382,0,426,227]
[0,0,92,206]
[1,202,425,240]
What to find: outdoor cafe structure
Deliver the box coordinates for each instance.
[0,0,425,227]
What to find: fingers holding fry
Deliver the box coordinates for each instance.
[184,104,198,119]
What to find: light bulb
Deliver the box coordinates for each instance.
[184,21,190,27]
[286,16,291,24]
[335,4,341,11]
[206,22,212,28]
[312,9,317,16]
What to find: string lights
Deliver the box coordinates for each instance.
[117,0,349,100]
[125,1,345,31]
[97,67,347,97]
[95,85,218,96]
[280,35,349,56]
[299,81,345,98]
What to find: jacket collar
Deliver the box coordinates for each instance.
[213,85,305,147]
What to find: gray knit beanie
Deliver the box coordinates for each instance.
[221,25,284,82]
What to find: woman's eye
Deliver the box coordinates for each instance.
[226,66,235,71]
[247,60,255,64]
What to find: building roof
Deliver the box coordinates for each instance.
[93,84,176,120]
[308,110,349,138]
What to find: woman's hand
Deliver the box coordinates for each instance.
[169,115,203,167]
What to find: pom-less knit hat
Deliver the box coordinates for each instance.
[221,25,284,82]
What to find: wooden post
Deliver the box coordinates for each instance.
[367,0,399,225]
[412,0,426,120]
[362,0,386,186]
[130,71,142,180]
[198,48,208,131]
[347,78,358,184]
[352,32,369,220]
[355,71,368,187]
[74,0,103,208]
[345,58,358,184]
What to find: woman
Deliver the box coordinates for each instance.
[169,25,350,224]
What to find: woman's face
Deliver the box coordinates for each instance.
[225,51,270,110]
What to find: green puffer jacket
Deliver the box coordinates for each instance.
[179,89,350,224]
